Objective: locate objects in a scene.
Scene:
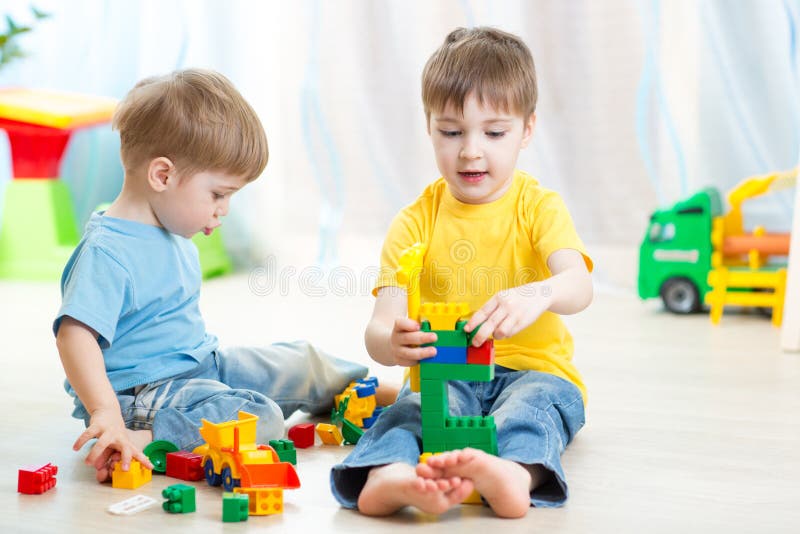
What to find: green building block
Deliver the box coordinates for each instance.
[162,484,196,514]
[420,362,494,382]
[222,492,249,522]
[268,439,297,465]
[0,179,80,280]
[341,419,364,445]
[421,321,469,348]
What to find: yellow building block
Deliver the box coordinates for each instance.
[234,487,284,515]
[315,423,344,446]
[111,459,152,489]
[419,302,471,330]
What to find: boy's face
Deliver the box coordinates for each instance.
[428,94,534,204]
[153,168,248,239]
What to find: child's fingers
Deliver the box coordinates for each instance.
[493,314,520,340]
[84,436,111,466]
[73,427,98,451]
[394,317,421,332]
[119,447,133,471]
[133,449,154,470]
[400,330,437,346]
[465,297,499,333]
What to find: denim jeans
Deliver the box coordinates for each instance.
[330,367,585,509]
[74,341,368,451]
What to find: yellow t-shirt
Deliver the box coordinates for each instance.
[374,170,593,401]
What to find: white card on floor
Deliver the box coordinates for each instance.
[107,494,158,515]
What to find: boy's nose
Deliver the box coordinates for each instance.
[459,138,482,159]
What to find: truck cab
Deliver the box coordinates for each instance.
[638,188,722,313]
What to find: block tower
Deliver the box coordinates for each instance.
[395,244,497,457]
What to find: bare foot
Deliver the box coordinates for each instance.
[94,429,153,483]
[422,448,536,518]
[374,382,400,407]
[357,462,475,516]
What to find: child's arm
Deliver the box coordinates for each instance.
[465,249,592,346]
[365,286,438,367]
[55,316,153,471]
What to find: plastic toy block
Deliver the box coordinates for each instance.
[288,423,316,448]
[362,406,383,428]
[143,439,179,473]
[222,492,249,522]
[334,377,381,428]
[341,419,365,445]
[419,302,470,330]
[467,339,494,365]
[419,362,494,382]
[0,179,80,280]
[422,427,448,443]
[421,320,469,347]
[107,495,159,515]
[316,423,344,445]
[235,487,284,516]
[18,463,57,494]
[112,459,152,489]
[269,439,297,465]
[422,345,467,364]
[162,484,196,514]
[165,451,204,481]
[420,391,448,415]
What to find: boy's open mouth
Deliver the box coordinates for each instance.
[459,171,487,182]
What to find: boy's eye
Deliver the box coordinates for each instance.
[486,131,506,138]
[213,192,225,200]
[439,129,461,137]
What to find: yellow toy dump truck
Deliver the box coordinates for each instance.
[193,411,300,515]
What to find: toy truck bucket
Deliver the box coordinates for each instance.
[240,461,300,489]
[198,411,259,450]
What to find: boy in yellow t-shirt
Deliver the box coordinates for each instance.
[330,27,593,518]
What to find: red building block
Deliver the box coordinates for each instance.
[165,451,205,481]
[466,339,494,365]
[288,423,315,449]
[18,463,58,494]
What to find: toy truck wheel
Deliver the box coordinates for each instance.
[204,459,221,486]
[660,277,701,314]
[221,466,239,492]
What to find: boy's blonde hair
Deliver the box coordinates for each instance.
[112,69,268,181]
[422,27,537,121]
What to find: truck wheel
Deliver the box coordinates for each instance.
[204,459,221,486]
[660,277,701,314]
[222,466,239,492]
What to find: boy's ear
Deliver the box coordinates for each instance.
[147,157,177,192]
[520,113,536,148]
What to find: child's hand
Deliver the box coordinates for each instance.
[73,407,153,473]
[464,283,552,346]
[390,317,438,367]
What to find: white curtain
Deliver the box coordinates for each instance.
[1,0,798,290]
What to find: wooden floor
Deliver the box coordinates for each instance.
[2,275,799,533]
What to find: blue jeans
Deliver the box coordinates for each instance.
[74,341,368,451]
[330,367,585,509]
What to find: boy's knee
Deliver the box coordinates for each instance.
[252,401,284,443]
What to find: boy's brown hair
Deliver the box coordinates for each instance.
[112,68,268,181]
[422,27,537,121]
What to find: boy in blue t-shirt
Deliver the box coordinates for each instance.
[54,69,368,482]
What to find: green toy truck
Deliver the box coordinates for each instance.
[637,188,722,313]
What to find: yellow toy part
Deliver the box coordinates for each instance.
[419,302,471,330]
[396,243,427,392]
[315,423,344,446]
[234,487,284,516]
[0,88,117,129]
[705,267,787,327]
[111,459,152,489]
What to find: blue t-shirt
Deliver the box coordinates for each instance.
[53,212,218,394]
